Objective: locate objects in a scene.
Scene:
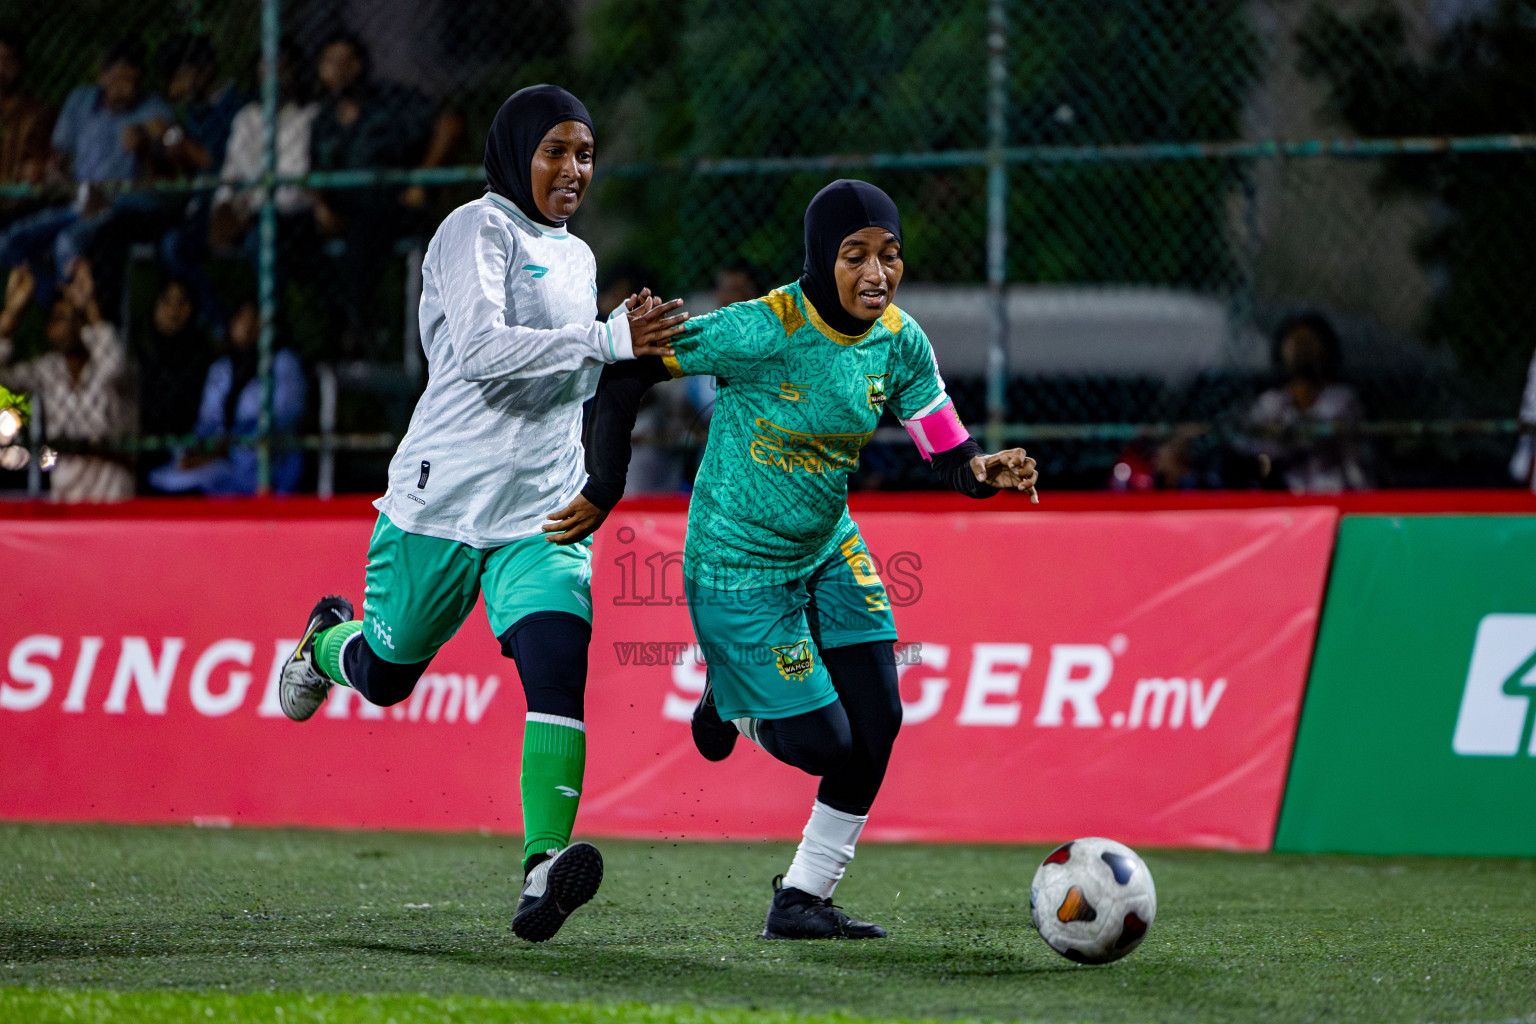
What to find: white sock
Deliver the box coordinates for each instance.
[732,716,761,744]
[782,800,868,900]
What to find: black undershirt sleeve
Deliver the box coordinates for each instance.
[580,355,673,511]
[928,437,999,499]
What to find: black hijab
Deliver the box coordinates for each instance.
[484,84,593,228]
[798,179,903,337]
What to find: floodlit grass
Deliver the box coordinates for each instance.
[1,824,1533,1024]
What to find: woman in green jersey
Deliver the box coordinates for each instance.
[551,179,1037,940]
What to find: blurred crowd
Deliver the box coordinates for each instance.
[0,29,463,500]
[1,30,1515,502]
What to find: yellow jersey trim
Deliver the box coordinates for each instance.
[760,288,807,337]
[662,353,685,378]
[799,291,904,346]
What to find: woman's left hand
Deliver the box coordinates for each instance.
[543,493,609,545]
[970,448,1040,502]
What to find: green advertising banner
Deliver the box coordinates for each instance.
[1276,516,1536,855]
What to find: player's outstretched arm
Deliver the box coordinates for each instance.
[543,354,673,545]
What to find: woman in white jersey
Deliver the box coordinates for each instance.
[276,85,687,943]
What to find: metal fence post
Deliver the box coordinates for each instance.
[256,0,281,494]
[985,0,1009,453]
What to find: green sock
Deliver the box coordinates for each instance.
[314,621,363,686]
[521,715,587,867]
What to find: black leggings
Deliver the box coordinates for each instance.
[342,610,589,719]
[756,641,902,817]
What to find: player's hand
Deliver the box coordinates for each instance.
[543,493,609,545]
[628,296,687,358]
[970,448,1039,502]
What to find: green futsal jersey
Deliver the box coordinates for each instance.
[663,280,950,589]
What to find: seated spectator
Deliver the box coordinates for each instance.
[0,30,55,219]
[1239,311,1371,493]
[209,41,317,249]
[137,278,211,440]
[308,30,465,353]
[148,298,305,495]
[0,37,173,311]
[161,34,244,177]
[165,40,313,336]
[0,260,133,501]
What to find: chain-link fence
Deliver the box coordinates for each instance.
[0,0,1532,499]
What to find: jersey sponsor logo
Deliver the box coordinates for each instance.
[749,418,872,474]
[865,374,889,409]
[1452,614,1536,756]
[417,461,430,489]
[778,382,804,402]
[521,264,550,279]
[772,639,815,681]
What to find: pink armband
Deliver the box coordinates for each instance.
[901,399,970,461]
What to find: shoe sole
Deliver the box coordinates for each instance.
[512,843,604,943]
[280,598,353,723]
[278,662,330,722]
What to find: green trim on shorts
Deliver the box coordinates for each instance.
[361,514,593,665]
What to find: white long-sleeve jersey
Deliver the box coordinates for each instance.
[374,194,635,547]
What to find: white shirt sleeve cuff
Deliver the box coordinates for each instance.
[605,313,635,362]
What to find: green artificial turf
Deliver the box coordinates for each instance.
[1,824,1533,1024]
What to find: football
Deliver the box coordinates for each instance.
[1029,837,1157,964]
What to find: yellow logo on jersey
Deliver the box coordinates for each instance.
[778,382,804,402]
[865,374,889,410]
[750,419,872,474]
[773,640,815,681]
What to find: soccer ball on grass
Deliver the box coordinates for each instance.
[1029,837,1156,964]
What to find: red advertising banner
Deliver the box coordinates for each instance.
[1,506,1336,849]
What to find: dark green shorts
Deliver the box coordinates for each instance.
[684,528,898,721]
[361,513,593,664]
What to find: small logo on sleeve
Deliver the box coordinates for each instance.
[521,264,549,279]
[417,461,431,489]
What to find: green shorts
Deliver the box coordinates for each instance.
[685,528,898,721]
[361,513,594,664]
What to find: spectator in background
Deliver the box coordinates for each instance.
[161,34,244,176]
[0,37,173,310]
[91,34,249,330]
[308,31,465,353]
[0,259,133,501]
[149,297,305,495]
[165,39,316,337]
[1239,311,1371,493]
[137,278,211,442]
[0,30,54,217]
